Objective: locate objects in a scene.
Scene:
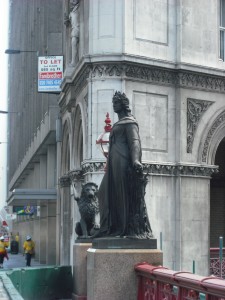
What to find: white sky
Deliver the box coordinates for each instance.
[0,0,9,209]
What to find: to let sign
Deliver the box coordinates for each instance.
[38,56,63,93]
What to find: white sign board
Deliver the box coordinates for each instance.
[38,56,63,93]
[6,214,17,220]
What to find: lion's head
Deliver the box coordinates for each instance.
[80,182,98,200]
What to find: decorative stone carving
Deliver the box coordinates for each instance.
[125,64,175,84]
[59,174,71,187]
[76,161,218,180]
[143,164,176,175]
[82,161,105,174]
[59,161,217,194]
[69,0,78,11]
[106,64,123,76]
[68,168,84,182]
[69,0,80,66]
[92,65,105,77]
[81,161,217,177]
[202,111,225,162]
[64,1,77,26]
[143,163,218,177]
[60,61,225,111]
[92,64,123,78]
[187,98,213,153]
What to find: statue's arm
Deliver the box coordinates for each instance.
[126,123,142,172]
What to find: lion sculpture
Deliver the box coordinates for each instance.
[74,182,99,238]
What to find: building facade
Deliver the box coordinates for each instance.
[6,0,225,276]
[7,0,64,264]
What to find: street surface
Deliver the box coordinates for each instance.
[3,253,44,269]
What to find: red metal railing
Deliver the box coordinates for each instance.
[210,248,225,279]
[135,263,225,300]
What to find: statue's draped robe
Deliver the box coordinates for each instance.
[98,116,153,238]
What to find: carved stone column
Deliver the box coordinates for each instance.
[59,174,71,265]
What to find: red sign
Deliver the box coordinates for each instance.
[39,72,62,79]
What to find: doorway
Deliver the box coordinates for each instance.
[210,138,225,247]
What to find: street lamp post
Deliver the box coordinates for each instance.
[0,110,18,114]
[5,49,39,56]
[96,113,112,158]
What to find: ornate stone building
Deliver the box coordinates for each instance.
[6,0,225,276]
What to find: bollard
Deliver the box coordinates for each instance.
[192,260,195,274]
[160,232,162,251]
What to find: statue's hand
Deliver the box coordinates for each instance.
[133,160,143,174]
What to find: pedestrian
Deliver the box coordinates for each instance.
[15,232,19,244]
[23,235,35,267]
[0,236,9,268]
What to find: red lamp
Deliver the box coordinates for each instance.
[96,113,112,158]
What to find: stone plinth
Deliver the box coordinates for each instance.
[87,248,163,300]
[72,243,92,300]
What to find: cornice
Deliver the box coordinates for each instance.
[59,61,225,113]
[143,163,218,177]
[60,161,218,178]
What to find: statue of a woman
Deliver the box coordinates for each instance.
[69,0,80,66]
[95,92,153,239]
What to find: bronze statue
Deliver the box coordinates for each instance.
[95,92,153,239]
[75,182,100,238]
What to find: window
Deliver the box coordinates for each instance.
[220,0,225,60]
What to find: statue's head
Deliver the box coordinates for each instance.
[112,91,131,114]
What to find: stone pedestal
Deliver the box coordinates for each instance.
[87,248,163,300]
[72,243,92,300]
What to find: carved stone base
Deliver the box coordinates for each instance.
[92,237,157,249]
[87,248,163,300]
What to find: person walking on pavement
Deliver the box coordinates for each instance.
[15,232,19,244]
[0,236,9,268]
[23,235,35,267]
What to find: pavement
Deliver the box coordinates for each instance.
[2,252,45,269]
[0,280,10,300]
